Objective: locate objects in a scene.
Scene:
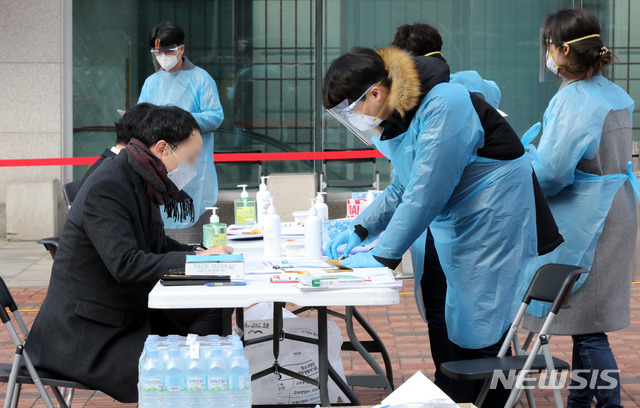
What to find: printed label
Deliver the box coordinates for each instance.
[208,376,228,391]
[211,234,227,247]
[142,377,163,392]
[186,376,206,391]
[237,207,256,224]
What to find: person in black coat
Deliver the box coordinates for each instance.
[25,106,233,402]
[80,102,156,185]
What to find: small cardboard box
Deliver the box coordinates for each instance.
[185,254,245,281]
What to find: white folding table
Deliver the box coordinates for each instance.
[148,240,400,406]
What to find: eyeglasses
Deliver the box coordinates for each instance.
[150,45,182,56]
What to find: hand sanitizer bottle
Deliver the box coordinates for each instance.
[314,192,329,222]
[203,207,227,249]
[263,197,282,257]
[255,176,271,228]
[305,199,323,260]
[234,185,257,225]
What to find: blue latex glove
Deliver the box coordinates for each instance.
[327,230,363,260]
[340,252,384,269]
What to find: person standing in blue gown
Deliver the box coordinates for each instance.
[138,21,224,239]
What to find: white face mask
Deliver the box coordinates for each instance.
[167,147,197,190]
[156,54,179,71]
[347,112,383,132]
[545,51,560,75]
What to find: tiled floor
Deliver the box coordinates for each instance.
[0,281,638,407]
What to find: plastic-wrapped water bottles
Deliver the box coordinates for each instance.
[185,343,207,408]
[228,346,252,407]
[164,348,187,405]
[137,334,251,408]
[207,347,229,406]
[140,348,164,407]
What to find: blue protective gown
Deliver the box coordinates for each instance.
[450,70,501,109]
[410,69,503,299]
[355,80,538,349]
[138,57,224,229]
[523,75,638,317]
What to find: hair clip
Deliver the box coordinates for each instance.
[599,46,609,56]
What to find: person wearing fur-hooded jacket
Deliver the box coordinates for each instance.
[323,47,549,406]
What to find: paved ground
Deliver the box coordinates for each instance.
[0,241,638,407]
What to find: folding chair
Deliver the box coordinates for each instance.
[0,276,91,408]
[441,263,588,408]
[62,181,82,209]
[37,181,82,260]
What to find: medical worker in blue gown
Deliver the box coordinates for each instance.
[521,9,639,408]
[323,46,561,407]
[390,22,506,398]
[139,21,224,234]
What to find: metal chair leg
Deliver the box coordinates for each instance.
[9,384,20,408]
[3,349,22,408]
[50,386,68,408]
[65,387,75,407]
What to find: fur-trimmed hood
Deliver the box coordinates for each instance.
[377,47,451,139]
[377,47,422,118]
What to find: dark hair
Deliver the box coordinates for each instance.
[322,47,391,109]
[542,8,612,80]
[392,23,446,62]
[132,105,201,148]
[148,21,185,48]
[115,103,156,145]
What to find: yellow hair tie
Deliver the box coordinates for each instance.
[424,51,442,57]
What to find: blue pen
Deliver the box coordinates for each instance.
[205,282,247,287]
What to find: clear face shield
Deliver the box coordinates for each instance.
[326,82,385,146]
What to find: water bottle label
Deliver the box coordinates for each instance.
[165,376,185,392]
[186,376,206,391]
[142,377,163,392]
[229,375,250,390]
[207,376,227,391]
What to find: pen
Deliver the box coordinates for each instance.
[205,282,247,287]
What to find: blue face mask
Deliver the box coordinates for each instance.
[167,146,197,190]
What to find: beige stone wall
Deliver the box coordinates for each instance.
[0,0,65,239]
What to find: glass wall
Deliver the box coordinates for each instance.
[72,0,640,188]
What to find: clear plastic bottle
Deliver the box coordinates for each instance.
[138,336,161,404]
[207,347,229,407]
[234,184,257,225]
[164,348,186,406]
[140,348,164,408]
[185,342,207,408]
[228,346,252,408]
[202,207,227,249]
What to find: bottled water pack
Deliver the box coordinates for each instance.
[138,334,251,408]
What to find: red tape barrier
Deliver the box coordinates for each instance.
[0,150,385,167]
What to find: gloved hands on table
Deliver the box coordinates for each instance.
[327,230,363,260]
[339,252,384,269]
[326,230,383,268]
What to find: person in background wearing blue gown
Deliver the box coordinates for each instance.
[323,46,553,407]
[392,23,502,110]
[522,9,638,408]
[138,21,224,242]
